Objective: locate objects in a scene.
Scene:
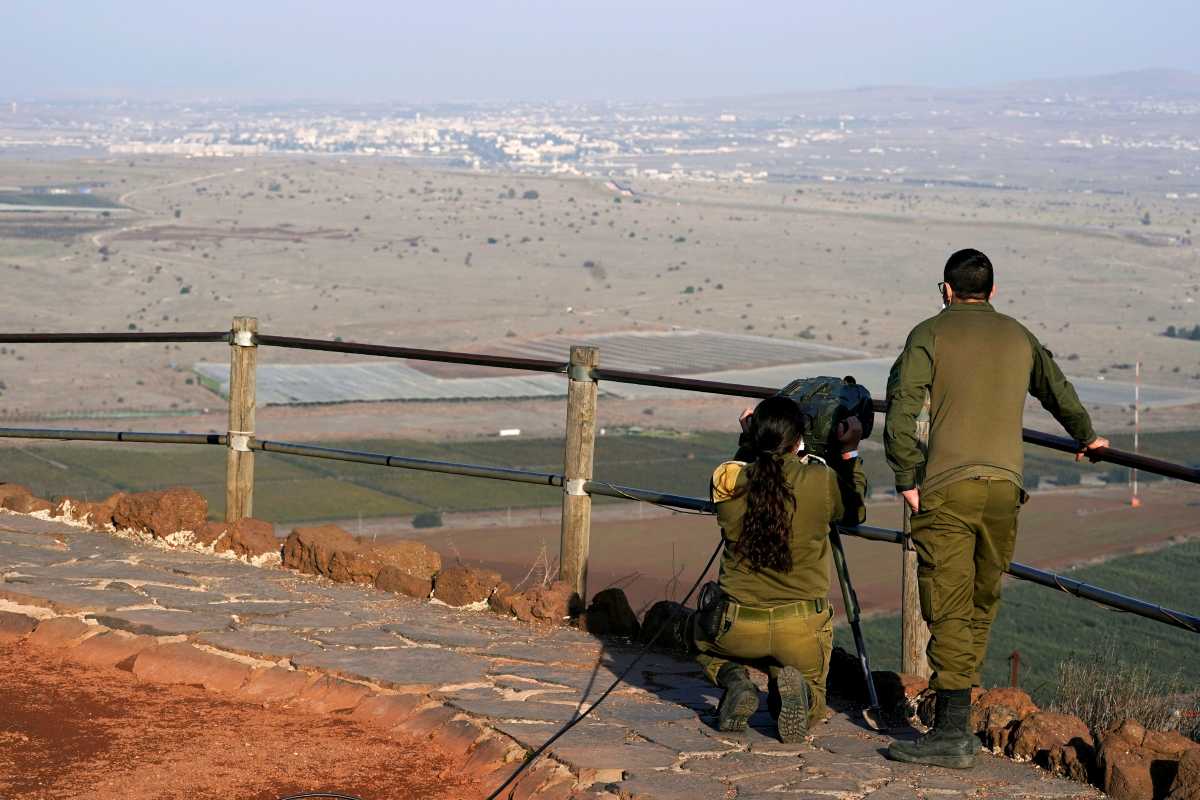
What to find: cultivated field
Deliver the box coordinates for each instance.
[0,155,1198,439]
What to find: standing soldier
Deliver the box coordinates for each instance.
[884,249,1108,768]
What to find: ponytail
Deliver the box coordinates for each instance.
[733,396,804,572]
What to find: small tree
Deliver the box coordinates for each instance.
[412,511,443,529]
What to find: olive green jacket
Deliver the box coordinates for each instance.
[712,454,867,607]
[885,301,1096,494]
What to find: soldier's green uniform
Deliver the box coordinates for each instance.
[694,453,867,729]
[885,301,1096,692]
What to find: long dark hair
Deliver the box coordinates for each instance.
[735,396,805,572]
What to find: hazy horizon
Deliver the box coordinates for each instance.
[4,0,1200,103]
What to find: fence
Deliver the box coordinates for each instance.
[1,320,1198,676]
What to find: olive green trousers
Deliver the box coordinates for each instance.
[694,601,833,728]
[911,477,1022,691]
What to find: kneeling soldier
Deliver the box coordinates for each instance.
[693,397,866,742]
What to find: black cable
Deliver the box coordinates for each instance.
[484,541,723,800]
[277,794,365,800]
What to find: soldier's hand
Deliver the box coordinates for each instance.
[837,417,863,450]
[901,488,920,514]
[1076,436,1110,462]
[738,407,754,432]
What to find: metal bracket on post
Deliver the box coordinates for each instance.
[565,478,588,496]
[228,431,252,452]
[231,329,255,348]
[567,364,595,382]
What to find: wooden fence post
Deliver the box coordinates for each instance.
[560,345,599,606]
[225,316,257,522]
[901,396,932,678]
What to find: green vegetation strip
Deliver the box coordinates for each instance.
[3,429,1197,523]
[835,539,1200,705]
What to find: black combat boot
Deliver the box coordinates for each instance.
[715,663,759,732]
[886,689,976,769]
[768,666,810,743]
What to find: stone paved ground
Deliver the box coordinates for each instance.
[0,511,1101,800]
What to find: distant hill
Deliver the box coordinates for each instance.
[1000,68,1200,99]
[696,68,1200,116]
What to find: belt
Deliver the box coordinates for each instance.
[729,597,828,622]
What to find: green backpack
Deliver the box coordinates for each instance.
[736,376,875,461]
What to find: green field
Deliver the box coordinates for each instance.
[0,431,740,522]
[0,191,121,209]
[834,538,1200,705]
[2,428,1196,524]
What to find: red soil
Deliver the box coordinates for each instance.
[0,640,480,800]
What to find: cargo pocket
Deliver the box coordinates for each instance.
[917,564,935,623]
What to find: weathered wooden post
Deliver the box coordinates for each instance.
[225,316,257,522]
[560,345,599,605]
[901,396,932,678]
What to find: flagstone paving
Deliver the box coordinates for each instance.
[0,511,1100,799]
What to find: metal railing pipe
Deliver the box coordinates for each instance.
[1006,561,1200,634]
[0,427,226,446]
[590,368,776,399]
[253,438,563,487]
[254,334,567,375]
[0,332,230,344]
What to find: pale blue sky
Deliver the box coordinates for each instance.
[3,0,1198,102]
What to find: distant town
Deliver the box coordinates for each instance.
[3,74,1200,195]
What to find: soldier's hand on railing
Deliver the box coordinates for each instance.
[1076,436,1110,462]
[901,488,920,514]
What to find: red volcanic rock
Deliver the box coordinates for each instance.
[349,693,425,729]
[51,492,126,528]
[1100,719,1200,800]
[1168,748,1200,800]
[0,610,37,642]
[294,675,371,714]
[131,642,252,694]
[28,617,97,649]
[869,672,929,719]
[374,566,432,598]
[1009,711,1095,782]
[327,539,441,585]
[112,487,207,538]
[972,687,1039,752]
[282,524,357,576]
[194,518,279,558]
[225,518,280,557]
[529,581,576,622]
[283,526,439,585]
[433,566,503,607]
[2,488,53,514]
[489,583,530,619]
[236,667,315,705]
[68,630,157,669]
[490,581,579,624]
[0,483,33,508]
[582,587,640,638]
[193,521,228,548]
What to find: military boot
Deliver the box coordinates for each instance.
[715,663,759,732]
[768,666,810,743]
[886,689,976,769]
